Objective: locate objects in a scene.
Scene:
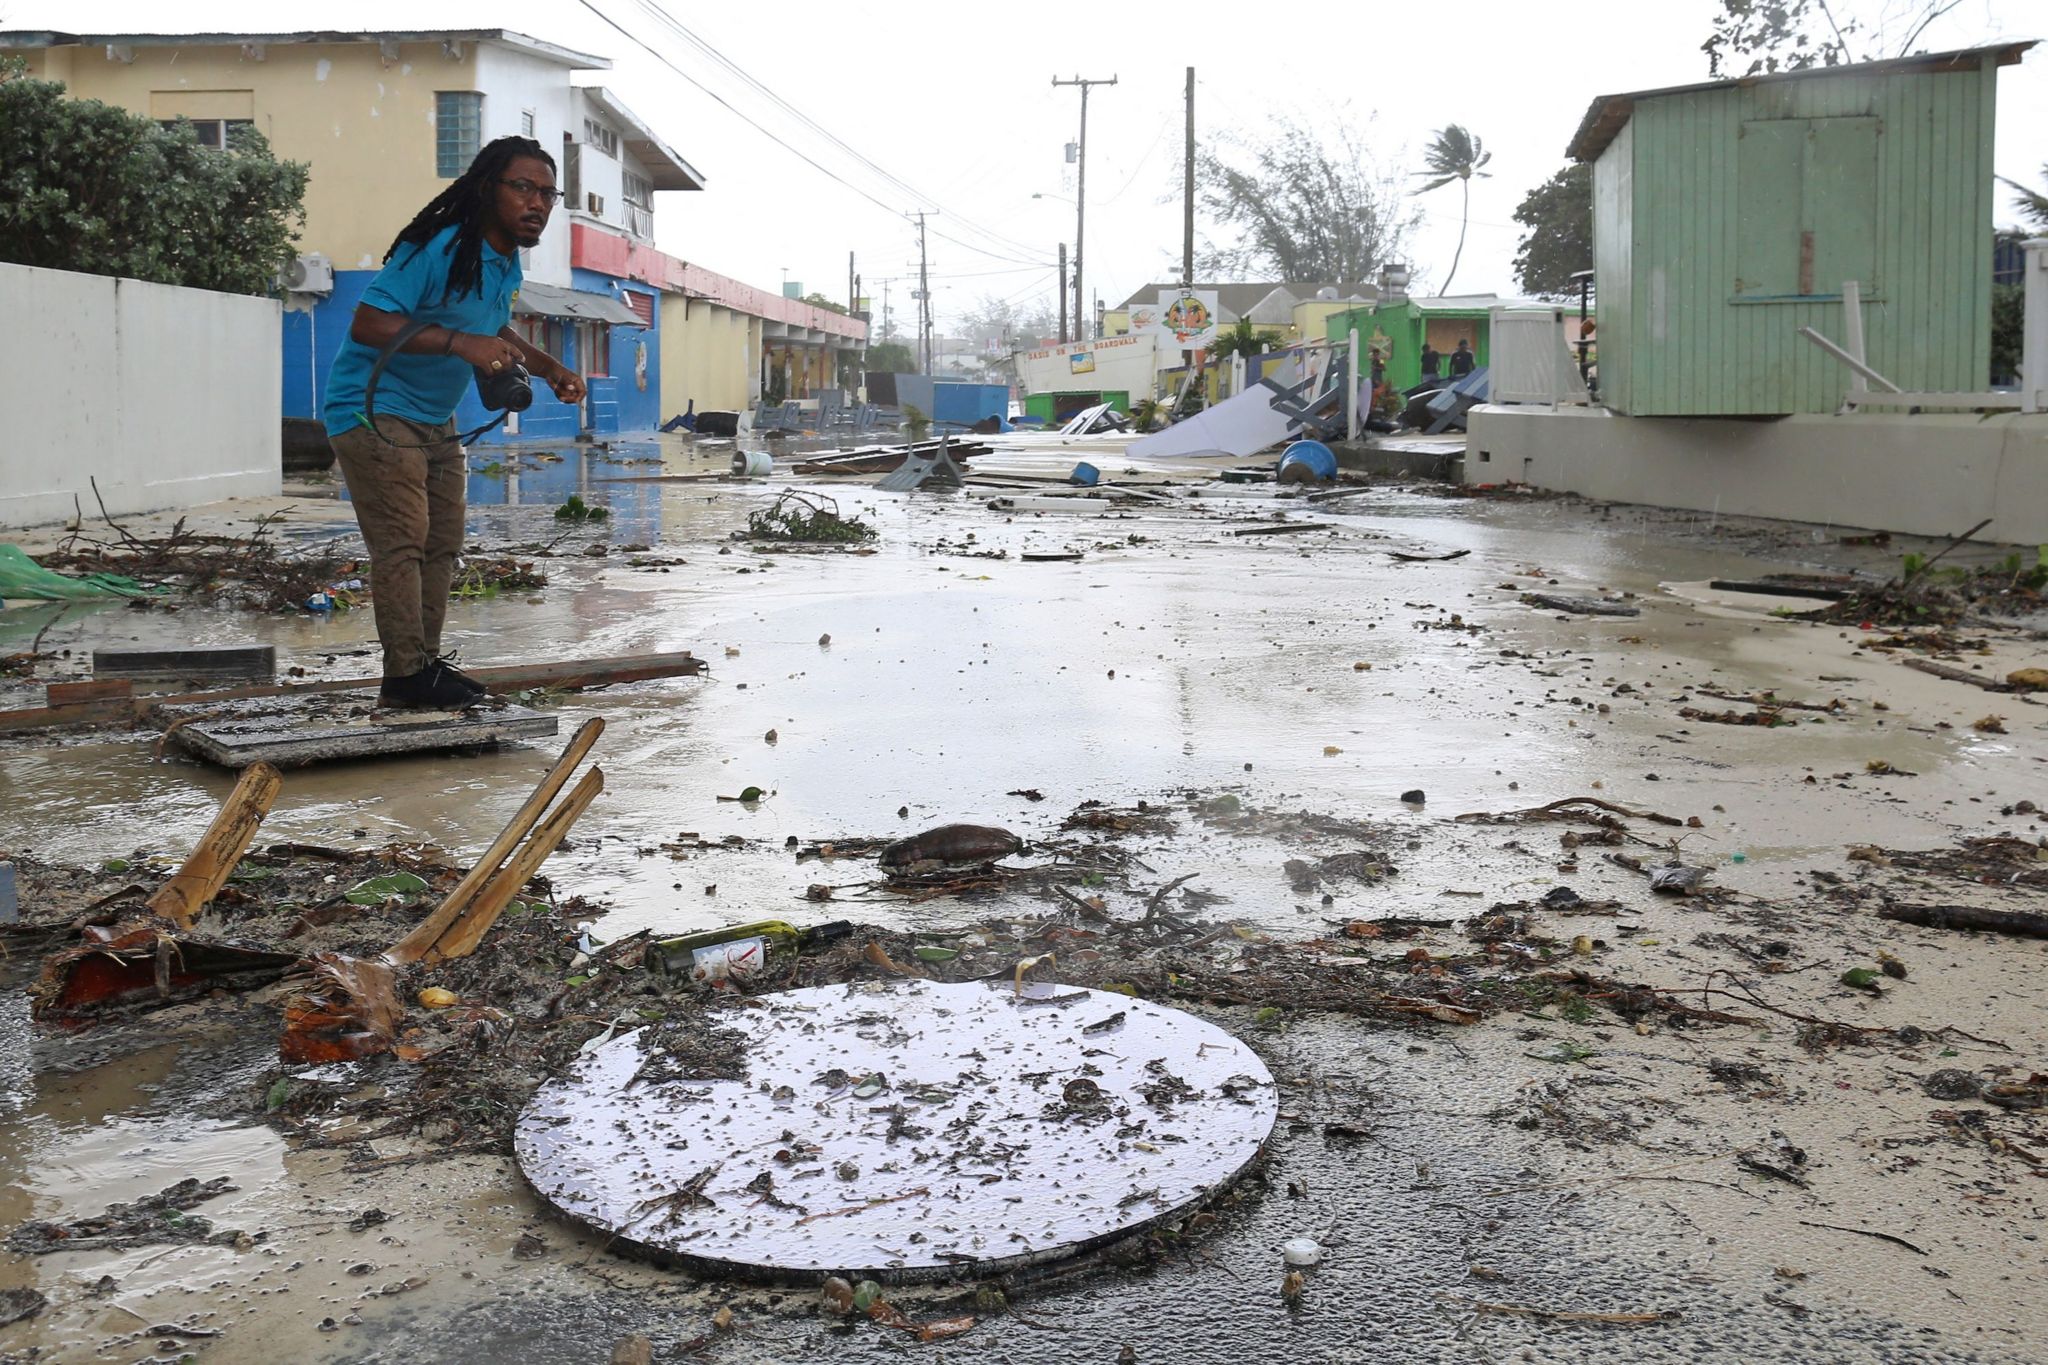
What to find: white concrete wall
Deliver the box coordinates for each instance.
[0,263,282,530]
[1466,405,2048,543]
[1018,332,1157,397]
[474,43,578,288]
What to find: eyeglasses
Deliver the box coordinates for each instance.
[497,178,563,205]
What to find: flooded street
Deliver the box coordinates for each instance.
[2,434,2045,1362]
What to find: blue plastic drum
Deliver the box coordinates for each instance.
[1277,439,1337,482]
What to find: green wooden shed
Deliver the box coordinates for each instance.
[1569,41,2034,417]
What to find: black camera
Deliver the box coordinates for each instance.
[474,363,534,413]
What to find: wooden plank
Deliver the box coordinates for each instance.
[0,652,702,736]
[162,695,560,769]
[47,679,133,706]
[1898,657,2011,691]
[94,646,276,680]
[425,765,605,962]
[384,718,605,965]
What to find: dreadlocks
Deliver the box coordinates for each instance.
[384,135,555,301]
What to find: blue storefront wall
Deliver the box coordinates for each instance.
[281,270,636,445]
[570,268,662,436]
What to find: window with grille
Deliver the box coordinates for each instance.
[159,118,254,150]
[623,171,652,208]
[436,91,483,177]
[583,118,619,156]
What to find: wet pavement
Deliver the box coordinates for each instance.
[2,432,2045,1362]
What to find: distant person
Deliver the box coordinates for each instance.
[321,136,584,710]
[1449,339,1476,378]
[1419,343,1442,385]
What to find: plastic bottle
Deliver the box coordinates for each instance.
[645,918,853,988]
[0,860,15,924]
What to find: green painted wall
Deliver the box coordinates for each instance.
[1603,60,1995,416]
[1024,390,1130,423]
[1325,305,1492,390]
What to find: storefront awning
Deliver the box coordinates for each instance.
[512,280,644,326]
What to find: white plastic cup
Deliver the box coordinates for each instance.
[1282,1237,1321,1267]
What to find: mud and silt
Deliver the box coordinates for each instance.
[1,436,2046,1361]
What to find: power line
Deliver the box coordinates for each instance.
[613,0,1050,264]
[577,0,1048,270]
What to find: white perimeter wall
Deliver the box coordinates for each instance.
[1466,405,2048,544]
[0,263,282,530]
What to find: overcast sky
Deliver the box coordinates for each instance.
[8,0,2044,332]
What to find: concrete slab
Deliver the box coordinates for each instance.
[94,645,276,683]
[157,692,559,768]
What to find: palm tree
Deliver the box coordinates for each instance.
[1415,125,1492,295]
[2000,165,2048,231]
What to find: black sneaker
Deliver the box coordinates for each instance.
[432,655,490,700]
[379,661,482,710]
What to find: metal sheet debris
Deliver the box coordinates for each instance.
[514,979,1276,1283]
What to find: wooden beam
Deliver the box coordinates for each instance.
[145,762,284,929]
[46,679,134,707]
[0,652,702,736]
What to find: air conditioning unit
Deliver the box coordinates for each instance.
[585,191,605,216]
[282,253,334,295]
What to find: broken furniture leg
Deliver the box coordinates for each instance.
[423,765,605,962]
[145,762,283,929]
[384,718,604,965]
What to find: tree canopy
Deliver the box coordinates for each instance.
[1194,114,1417,283]
[1702,0,1967,77]
[0,72,308,295]
[863,341,917,375]
[955,294,1059,353]
[1511,163,1593,298]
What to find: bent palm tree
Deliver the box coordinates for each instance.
[1416,125,1492,295]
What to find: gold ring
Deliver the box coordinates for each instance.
[491,360,503,371]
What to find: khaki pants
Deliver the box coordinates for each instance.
[329,417,466,678]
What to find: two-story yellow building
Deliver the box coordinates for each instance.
[1,27,865,438]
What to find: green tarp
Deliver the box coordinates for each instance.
[0,545,161,601]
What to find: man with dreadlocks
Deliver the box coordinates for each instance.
[322,135,586,710]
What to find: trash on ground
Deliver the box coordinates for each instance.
[880,823,1024,869]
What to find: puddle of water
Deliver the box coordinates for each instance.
[1,443,2025,947]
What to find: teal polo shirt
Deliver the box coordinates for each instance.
[322,224,523,436]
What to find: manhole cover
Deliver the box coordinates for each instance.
[514,979,1276,1283]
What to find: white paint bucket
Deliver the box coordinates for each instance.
[731,450,773,477]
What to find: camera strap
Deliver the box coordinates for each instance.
[363,319,514,449]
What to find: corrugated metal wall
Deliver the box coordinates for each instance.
[1610,62,1993,416]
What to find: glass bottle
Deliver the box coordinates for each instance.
[644,918,853,987]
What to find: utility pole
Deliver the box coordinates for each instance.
[1183,68,1195,291]
[1052,73,1116,343]
[914,211,932,375]
[1183,66,1196,383]
[1058,243,1069,344]
[848,251,855,313]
